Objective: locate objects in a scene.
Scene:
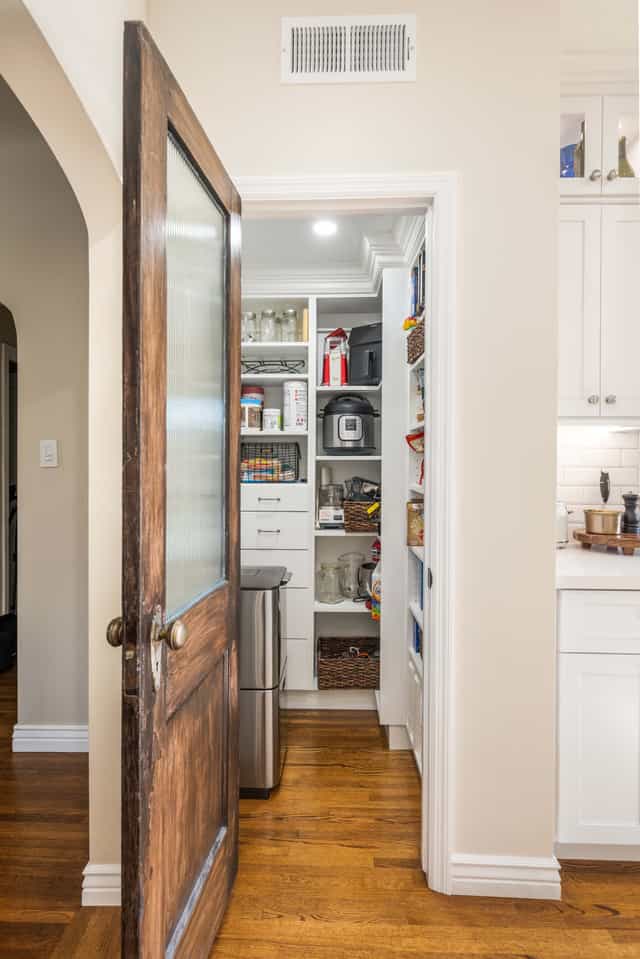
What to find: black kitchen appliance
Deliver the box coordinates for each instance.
[348,323,382,386]
[322,394,377,455]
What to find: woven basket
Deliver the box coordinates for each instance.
[407,321,425,365]
[317,637,380,690]
[344,500,380,533]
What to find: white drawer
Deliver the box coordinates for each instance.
[241,511,309,550]
[241,548,312,589]
[285,638,315,691]
[281,587,312,641]
[558,590,640,654]
[241,483,309,512]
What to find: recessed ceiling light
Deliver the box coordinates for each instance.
[313,219,337,237]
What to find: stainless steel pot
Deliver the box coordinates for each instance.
[584,508,622,535]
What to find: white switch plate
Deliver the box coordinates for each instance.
[40,439,59,468]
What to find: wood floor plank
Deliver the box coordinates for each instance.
[1,688,639,959]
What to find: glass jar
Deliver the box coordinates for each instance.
[242,311,258,343]
[316,562,344,605]
[407,501,424,546]
[260,309,276,343]
[337,552,365,600]
[281,308,298,342]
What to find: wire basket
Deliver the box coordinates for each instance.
[240,441,301,483]
[317,637,380,689]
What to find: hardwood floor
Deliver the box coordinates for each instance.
[1,692,639,958]
[0,665,89,958]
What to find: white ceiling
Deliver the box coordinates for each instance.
[242,210,424,296]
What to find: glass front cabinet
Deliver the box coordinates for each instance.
[560,95,639,197]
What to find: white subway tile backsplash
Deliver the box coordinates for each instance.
[557,427,640,525]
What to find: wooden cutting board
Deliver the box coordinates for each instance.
[573,529,640,555]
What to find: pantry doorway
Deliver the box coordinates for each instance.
[236,174,457,894]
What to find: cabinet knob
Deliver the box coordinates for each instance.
[607,169,619,181]
[106,616,123,647]
[589,169,602,182]
[605,394,617,405]
[159,619,188,651]
[587,394,599,405]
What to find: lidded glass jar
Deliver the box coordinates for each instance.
[316,562,344,605]
[260,309,276,342]
[281,308,298,342]
[242,311,258,342]
[337,552,365,600]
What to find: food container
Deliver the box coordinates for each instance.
[407,500,424,546]
[281,308,298,342]
[316,562,344,605]
[240,384,264,433]
[283,380,308,431]
[337,552,366,600]
[259,309,277,342]
[262,408,281,431]
[584,508,622,535]
[242,311,258,342]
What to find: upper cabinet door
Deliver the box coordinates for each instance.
[560,96,603,196]
[601,205,640,417]
[558,206,602,416]
[602,95,640,196]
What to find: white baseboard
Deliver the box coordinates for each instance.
[385,724,411,750]
[556,842,640,862]
[12,723,88,753]
[282,690,376,710]
[449,853,561,900]
[82,863,122,906]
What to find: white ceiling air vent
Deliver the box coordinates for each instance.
[281,15,416,84]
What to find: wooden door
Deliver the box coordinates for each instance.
[121,22,241,957]
[601,205,640,417]
[557,206,601,416]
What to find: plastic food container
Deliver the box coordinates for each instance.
[262,408,281,431]
[407,500,424,546]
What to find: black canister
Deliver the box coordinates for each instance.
[622,492,640,535]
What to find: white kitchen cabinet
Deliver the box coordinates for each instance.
[560,95,639,196]
[558,652,640,846]
[558,205,640,418]
[558,206,601,416]
[601,206,640,417]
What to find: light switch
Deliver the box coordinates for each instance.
[40,439,59,468]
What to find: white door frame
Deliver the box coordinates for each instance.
[234,173,457,895]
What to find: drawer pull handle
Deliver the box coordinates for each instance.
[258,528,281,534]
[258,497,281,502]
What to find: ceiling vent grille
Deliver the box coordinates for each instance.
[281,15,416,84]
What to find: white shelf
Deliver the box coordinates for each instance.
[241,373,309,384]
[408,644,423,678]
[317,455,382,462]
[409,545,424,561]
[316,384,382,394]
[314,528,378,537]
[241,430,308,438]
[314,599,371,614]
[408,353,424,372]
[408,420,425,434]
[409,600,423,627]
[409,482,424,495]
[241,341,308,350]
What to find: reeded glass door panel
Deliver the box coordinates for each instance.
[166,134,226,617]
[602,96,639,194]
[560,96,602,195]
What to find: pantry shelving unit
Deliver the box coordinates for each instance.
[239,243,428,753]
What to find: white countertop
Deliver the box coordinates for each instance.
[556,543,640,590]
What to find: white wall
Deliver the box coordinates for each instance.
[147,0,560,865]
[0,77,88,725]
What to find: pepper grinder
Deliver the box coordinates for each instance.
[600,471,611,504]
[622,492,640,535]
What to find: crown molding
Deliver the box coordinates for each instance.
[561,50,639,95]
[242,212,425,297]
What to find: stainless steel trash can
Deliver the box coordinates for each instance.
[239,566,290,798]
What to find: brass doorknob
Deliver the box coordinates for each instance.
[159,619,188,651]
[106,617,124,648]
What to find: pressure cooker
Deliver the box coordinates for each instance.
[321,394,378,455]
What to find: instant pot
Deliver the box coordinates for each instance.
[321,394,378,455]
